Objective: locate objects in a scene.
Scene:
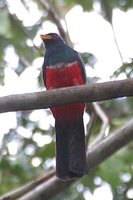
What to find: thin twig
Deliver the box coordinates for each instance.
[100,0,123,63]
[85,112,97,149]
[111,25,123,63]
[63,17,73,47]
[91,102,109,146]
[39,0,68,43]
[85,103,97,148]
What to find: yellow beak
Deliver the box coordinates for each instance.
[40,34,53,40]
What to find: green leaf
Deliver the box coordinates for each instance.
[35,141,55,161]
[97,146,133,190]
[108,0,133,10]
[64,0,93,11]
[81,52,97,67]
[0,8,12,37]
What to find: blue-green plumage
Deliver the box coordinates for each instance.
[42,34,86,85]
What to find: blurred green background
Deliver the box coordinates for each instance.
[0,0,133,199]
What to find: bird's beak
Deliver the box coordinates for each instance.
[40,34,53,40]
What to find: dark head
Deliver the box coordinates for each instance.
[40,33,65,49]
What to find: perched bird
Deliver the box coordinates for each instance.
[41,33,87,180]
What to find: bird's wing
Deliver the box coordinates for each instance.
[42,60,46,86]
[77,54,86,84]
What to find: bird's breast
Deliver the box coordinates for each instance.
[45,61,84,89]
[45,61,84,123]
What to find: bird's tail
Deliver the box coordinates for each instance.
[55,117,87,180]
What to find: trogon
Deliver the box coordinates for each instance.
[41,33,87,180]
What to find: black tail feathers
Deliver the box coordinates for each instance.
[55,118,87,180]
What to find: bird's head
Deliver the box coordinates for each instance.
[40,33,64,49]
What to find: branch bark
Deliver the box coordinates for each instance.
[15,118,133,200]
[0,78,133,113]
[0,170,55,200]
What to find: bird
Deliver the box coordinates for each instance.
[40,33,87,180]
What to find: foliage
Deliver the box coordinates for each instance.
[0,0,133,199]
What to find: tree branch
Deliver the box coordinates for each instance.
[0,78,133,113]
[39,0,69,44]
[0,170,55,200]
[11,118,133,200]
